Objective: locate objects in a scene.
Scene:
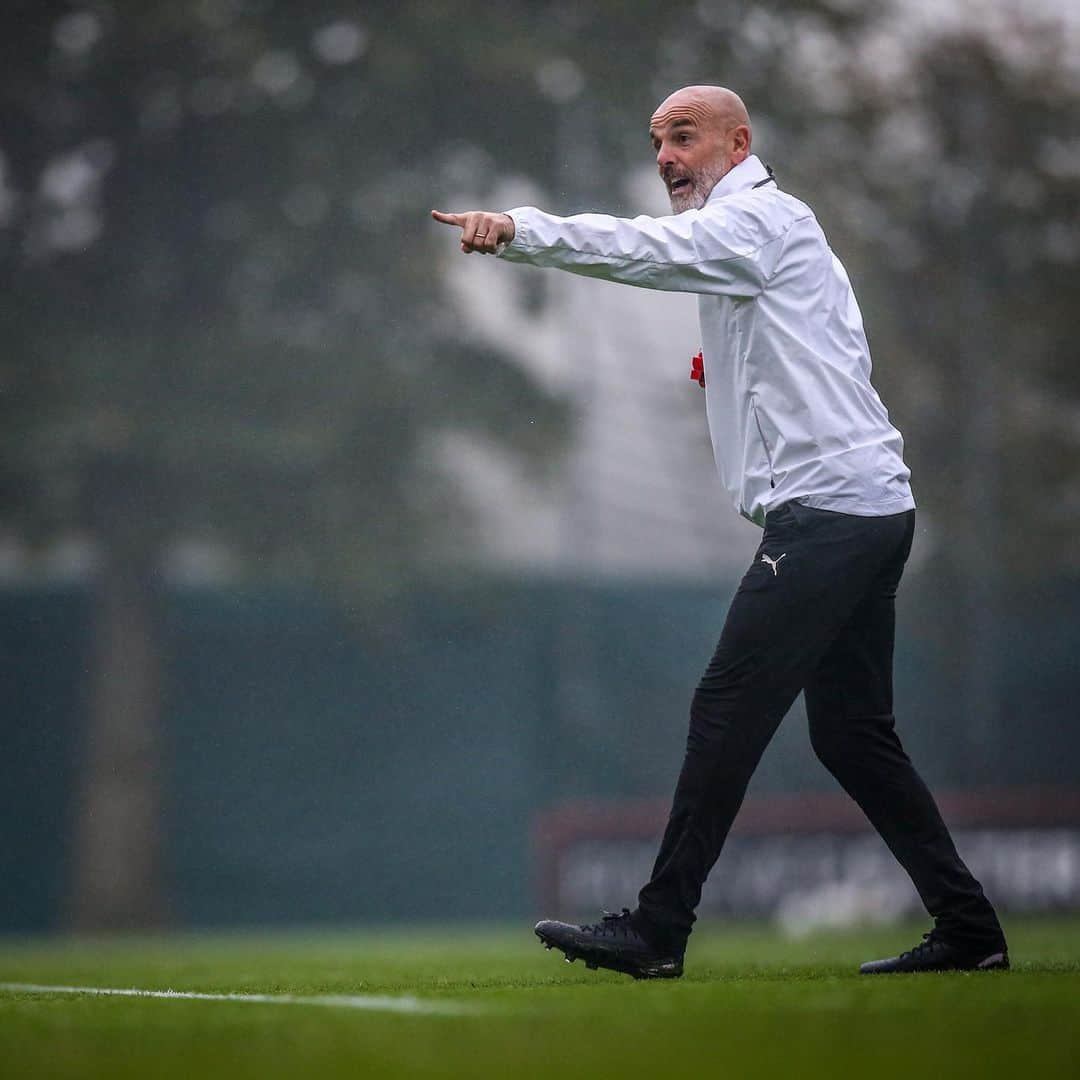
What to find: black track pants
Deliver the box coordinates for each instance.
[635,501,1005,956]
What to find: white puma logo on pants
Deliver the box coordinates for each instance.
[761,553,787,576]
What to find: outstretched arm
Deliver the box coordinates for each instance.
[432,201,798,297]
[430,209,515,254]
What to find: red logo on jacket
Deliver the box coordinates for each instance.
[690,350,705,388]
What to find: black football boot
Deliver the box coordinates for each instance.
[860,930,1009,974]
[534,908,684,980]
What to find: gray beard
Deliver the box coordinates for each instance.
[668,159,729,214]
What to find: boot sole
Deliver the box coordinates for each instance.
[860,951,1010,975]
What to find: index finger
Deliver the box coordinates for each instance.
[431,209,466,227]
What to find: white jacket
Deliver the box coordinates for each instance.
[500,155,915,526]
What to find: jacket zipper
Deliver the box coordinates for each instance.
[750,397,776,489]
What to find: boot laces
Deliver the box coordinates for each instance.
[581,908,634,937]
[903,930,946,961]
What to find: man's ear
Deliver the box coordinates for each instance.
[731,124,751,162]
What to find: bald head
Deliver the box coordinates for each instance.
[651,85,750,135]
[649,86,753,212]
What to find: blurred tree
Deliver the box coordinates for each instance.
[0,0,571,928]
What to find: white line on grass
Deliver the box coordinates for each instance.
[0,982,483,1016]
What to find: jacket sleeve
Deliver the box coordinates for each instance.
[498,200,795,297]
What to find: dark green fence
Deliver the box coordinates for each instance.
[3,577,1078,932]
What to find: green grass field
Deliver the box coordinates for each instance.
[1,917,1078,1078]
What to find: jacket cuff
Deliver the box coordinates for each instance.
[497,207,532,258]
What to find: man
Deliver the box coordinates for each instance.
[432,86,1008,978]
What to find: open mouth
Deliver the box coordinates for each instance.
[669,177,691,195]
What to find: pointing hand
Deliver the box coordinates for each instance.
[430,209,515,254]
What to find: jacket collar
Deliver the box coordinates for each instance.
[706,155,772,204]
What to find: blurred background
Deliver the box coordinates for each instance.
[1,0,1078,936]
